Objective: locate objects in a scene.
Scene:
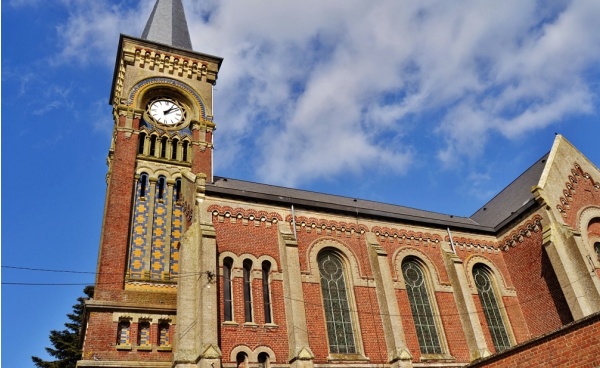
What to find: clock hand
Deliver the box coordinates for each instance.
[163,107,176,114]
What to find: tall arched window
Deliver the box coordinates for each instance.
[158,321,170,347]
[160,136,168,158]
[318,252,356,354]
[223,257,233,322]
[243,259,253,322]
[171,138,179,160]
[262,261,272,324]
[402,258,442,354]
[594,242,600,261]
[473,265,511,352]
[257,352,270,368]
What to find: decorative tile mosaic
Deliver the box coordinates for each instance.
[129,174,149,278]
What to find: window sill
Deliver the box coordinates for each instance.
[327,353,369,362]
[222,321,239,327]
[137,345,152,351]
[419,353,455,363]
[243,322,259,328]
[157,346,172,352]
[264,323,279,329]
[116,344,132,351]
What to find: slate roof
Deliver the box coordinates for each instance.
[141,0,193,50]
[207,177,488,232]
[470,153,548,230]
[206,153,550,234]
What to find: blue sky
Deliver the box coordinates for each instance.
[3,0,600,366]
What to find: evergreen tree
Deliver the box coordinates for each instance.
[32,285,94,368]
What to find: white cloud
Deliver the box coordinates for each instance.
[47,0,600,186]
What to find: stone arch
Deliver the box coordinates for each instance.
[393,247,445,291]
[305,237,367,286]
[464,255,514,297]
[577,206,600,267]
[128,77,206,121]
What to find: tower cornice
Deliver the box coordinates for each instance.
[109,34,223,106]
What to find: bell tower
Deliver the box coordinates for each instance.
[81,0,222,366]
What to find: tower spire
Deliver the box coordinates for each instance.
[141,0,193,50]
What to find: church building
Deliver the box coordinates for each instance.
[78,1,600,367]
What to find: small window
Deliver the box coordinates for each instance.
[174,179,182,203]
[138,321,151,347]
[158,322,170,347]
[243,259,253,322]
[262,261,272,324]
[182,141,189,162]
[595,242,600,261]
[117,320,131,346]
[160,136,168,158]
[258,352,270,368]
[473,265,511,353]
[138,132,146,155]
[171,138,179,160]
[150,135,157,156]
[236,352,248,368]
[139,173,149,198]
[157,176,166,200]
[223,257,234,322]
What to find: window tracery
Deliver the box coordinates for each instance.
[473,265,511,352]
[318,252,357,354]
[401,258,442,354]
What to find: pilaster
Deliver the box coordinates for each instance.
[277,222,314,368]
[365,233,413,368]
[442,250,491,360]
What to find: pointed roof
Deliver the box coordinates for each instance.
[141,0,193,50]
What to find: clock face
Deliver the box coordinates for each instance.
[148,99,184,126]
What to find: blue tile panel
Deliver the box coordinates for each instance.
[129,175,150,278]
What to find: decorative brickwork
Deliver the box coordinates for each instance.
[557,163,600,227]
[499,215,543,251]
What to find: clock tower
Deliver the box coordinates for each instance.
[80,1,222,366]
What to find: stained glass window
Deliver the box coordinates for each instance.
[318,253,356,354]
[402,259,442,354]
[473,265,511,352]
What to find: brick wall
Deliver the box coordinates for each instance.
[467,312,600,368]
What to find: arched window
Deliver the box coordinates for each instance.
[595,242,600,261]
[182,141,189,162]
[160,136,168,158]
[171,138,179,160]
[138,132,146,155]
[243,259,253,322]
[174,179,182,203]
[257,352,270,368]
[223,257,234,322]
[157,176,166,200]
[116,320,131,346]
[139,173,149,198]
[236,352,248,368]
[138,321,151,347]
[149,135,157,156]
[158,321,170,347]
[402,258,442,354]
[262,261,272,324]
[473,265,511,353]
[318,252,356,354]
